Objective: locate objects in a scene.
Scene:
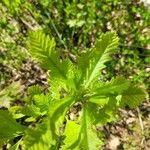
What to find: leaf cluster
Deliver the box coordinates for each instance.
[0,31,147,149]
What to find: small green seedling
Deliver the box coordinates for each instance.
[0,31,147,149]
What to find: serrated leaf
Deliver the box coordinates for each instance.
[61,120,80,150]
[91,76,130,97]
[9,106,25,119]
[62,104,102,149]
[77,51,91,85]
[28,30,67,80]
[83,32,119,88]
[33,93,52,113]
[20,105,42,117]
[0,110,26,145]
[79,104,101,149]
[24,120,52,150]
[49,95,75,139]
[9,105,42,121]
[28,30,78,96]
[99,100,118,124]
[27,85,42,98]
[49,59,78,98]
[87,97,118,125]
[120,86,147,108]
[26,85,43,104]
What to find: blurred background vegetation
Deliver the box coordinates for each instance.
[0,0,150,149]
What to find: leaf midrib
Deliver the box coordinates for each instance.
[33,37,67,79]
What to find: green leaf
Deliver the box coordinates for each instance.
[33,93,52,113]
[27,85,42,98]
[88,77,130,110]
[0,110,26,145]
[89,97,109,106]
[87,98,118,125]
[120,86,147,108]
[28,30,78,97]
[19,105,42,117]
[9,106,25,119]
[79,104,100,149]
[28,30,67,80]
[82,32,119,88]
[97,96,118,124]
[62,104,102,149]
[24,120,52,150]
[49,95,75,139]
[61,120,80,150]
[49,59,78,98]
[9,104,42,119]
[91,76,130,96]
[25,85,43,104]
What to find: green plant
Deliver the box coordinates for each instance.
[0,31,147,149]
[1,0,21,14]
